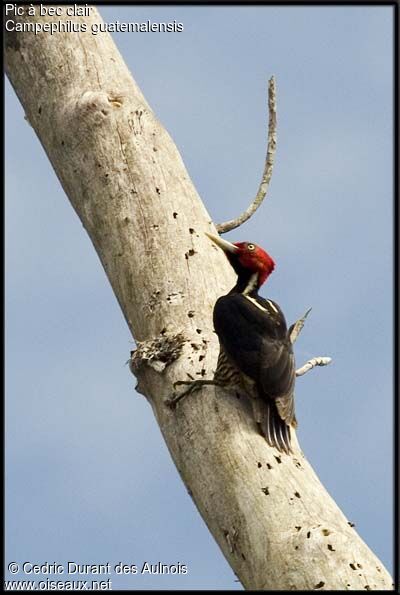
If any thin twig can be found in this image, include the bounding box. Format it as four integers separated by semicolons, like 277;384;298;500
216;76;277;234
289;308;312;344
295;357;332;377
290;309;332;375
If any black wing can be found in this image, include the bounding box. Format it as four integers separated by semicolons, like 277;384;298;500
213;293;296;431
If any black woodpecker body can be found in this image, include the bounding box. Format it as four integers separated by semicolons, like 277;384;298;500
207;232;296;454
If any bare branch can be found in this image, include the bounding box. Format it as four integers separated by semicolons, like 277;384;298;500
216;76;277;234
296;357;332;377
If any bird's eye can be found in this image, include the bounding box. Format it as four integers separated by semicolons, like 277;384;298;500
247;244;255;251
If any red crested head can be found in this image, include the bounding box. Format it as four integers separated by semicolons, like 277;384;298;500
206;232;275;289
232;241;275;287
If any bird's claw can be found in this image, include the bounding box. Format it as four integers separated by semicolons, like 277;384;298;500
167;379;210;409
165;395;178;409
173;380;195;389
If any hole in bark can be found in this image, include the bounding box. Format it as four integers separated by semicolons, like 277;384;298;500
187;311;195;318
348;521;355;527
38;106;42;114
322;528;331;536
294;545;299;550
364;586;371;590
153;147;157;152
307;531;311;538
349;563;356;570
196;329;202;334
189;228;195;234
173;212;178;219
294;491;301;498
327;544;335;551
155;187;161;195
261;487;269;495
266;463;272;469
241;553;246;561
295;526;301;531
274;456;282;464
199;355;204;362
313;582;325;590
357;563;363;569
257;462;262;468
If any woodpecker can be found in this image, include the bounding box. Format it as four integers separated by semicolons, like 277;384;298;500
206;232;296;454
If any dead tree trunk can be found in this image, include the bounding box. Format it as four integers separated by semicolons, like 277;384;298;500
5;7;393;590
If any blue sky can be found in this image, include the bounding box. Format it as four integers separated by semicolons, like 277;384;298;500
5;5;393;590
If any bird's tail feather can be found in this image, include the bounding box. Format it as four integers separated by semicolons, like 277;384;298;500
258;401;292;454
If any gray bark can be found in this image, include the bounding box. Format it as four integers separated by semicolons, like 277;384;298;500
5;7;393;591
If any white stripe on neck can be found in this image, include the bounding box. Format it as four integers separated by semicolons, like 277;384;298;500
243;273;258;296
267;300;279;313
243;295;279;316
244;295;267;312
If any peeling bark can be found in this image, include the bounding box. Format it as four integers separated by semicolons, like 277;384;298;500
5;7;393;591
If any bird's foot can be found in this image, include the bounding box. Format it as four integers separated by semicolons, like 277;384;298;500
166;379;221;408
